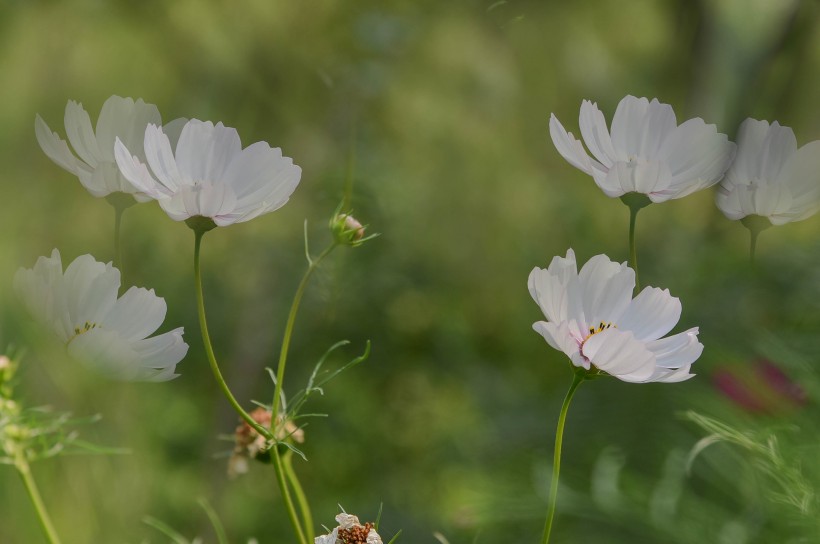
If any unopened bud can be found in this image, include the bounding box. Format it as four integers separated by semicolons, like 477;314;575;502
331;213;369;246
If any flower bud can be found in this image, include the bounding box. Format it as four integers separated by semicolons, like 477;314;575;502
331;213;368;246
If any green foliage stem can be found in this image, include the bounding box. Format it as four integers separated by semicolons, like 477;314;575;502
541;369;585;544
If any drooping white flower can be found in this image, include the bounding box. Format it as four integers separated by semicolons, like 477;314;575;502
549;95;736;203
14;250;188;382
35;96;164;201
114;119;302;227
529;249;702;383
716;118;820;225
314;513;383;544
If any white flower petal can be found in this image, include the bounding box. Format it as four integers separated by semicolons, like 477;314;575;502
144;124;183;192
104;287;167;341
64;100;104;168
659;118;735;198
577;255;634;326
604;160;673;200
62;255;120;327
35;114;81;175
579;100;617;167
549;113;597;175
95;96;161;161
176;120;242;182
130;327;187;381
114;137;167;198
335;514;360;529
646;327;703;369
618;287;681;342
610;96;676;160
581;328;656;381
533;321;586;369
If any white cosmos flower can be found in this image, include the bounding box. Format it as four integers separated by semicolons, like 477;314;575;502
35;96;164;201
716;118;820;225
314;513;383;544
14;250;188;382
529;249;702;383
550;95;736;203
113;119;302;227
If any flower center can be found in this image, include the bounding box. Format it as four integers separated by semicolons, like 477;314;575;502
338;522;373;544
586;321;615;339
68;321;98;344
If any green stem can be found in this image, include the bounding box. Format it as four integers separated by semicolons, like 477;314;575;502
541;371;584;544
192;230;272;440
14;451;62;544
269;243;336;423
113;205;124;273
749;226;759;266
284;451;315;541
193;230;308;544
628;205;640;291
267;242;335;544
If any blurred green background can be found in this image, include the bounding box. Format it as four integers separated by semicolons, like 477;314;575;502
1;0;819;542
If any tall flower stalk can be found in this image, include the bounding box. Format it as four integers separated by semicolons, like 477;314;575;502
13;449;62;544
542;369;585;544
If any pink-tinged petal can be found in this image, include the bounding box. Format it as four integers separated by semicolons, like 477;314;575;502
114;137;167;199
549;113;597;175
646;327;703;369
533;321;586;368
579;100;617;167
619;287;681;342
35;114;81;174
578;255;634;325
64;100;103;167
581;328;656;381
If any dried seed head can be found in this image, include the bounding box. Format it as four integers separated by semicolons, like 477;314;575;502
228;407;303;477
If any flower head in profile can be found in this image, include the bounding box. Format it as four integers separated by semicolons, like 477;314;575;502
35;96;164;202
114;119;301;228
14;250;188;382
716;118;820;226
550;95;736;203
315;513;382;544
528;249;702;383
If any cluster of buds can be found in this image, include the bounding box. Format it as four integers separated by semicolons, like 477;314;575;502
315;513;382;544
228;407;304;477
330;210;377;248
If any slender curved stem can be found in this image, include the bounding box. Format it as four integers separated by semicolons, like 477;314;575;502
15;451;62;544
284;451;315;541
541;371;584;544
749;227;760;266
270;243;337;421
113;205;124;273
628;205;641;291
193;230;272;439
266;242;336;544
